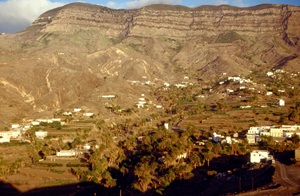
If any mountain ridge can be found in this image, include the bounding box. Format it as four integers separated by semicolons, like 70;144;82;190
25;3;300;40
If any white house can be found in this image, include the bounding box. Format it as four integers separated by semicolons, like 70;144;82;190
240;105;251;109
228;77;241;82
11;123;20;129
247;134;256;144
233;132;239;138
261;127;285;138
56;150;76;157
35;131;48;139
213;132;224;143
83;143;91;150
266;72;274;77
0;138;10;143
63;112;72;116
23;123;32;131
221;136;232;145
37;119;53;123
279;99;285;106
83;113;94;117
31;121;40;126
136;103;144;108
176;152;187;160
175;84;186;88
282;125;300;131
0;131;13;139
164;123;169;130
136;101;147;108
102;95;116;98
260;131;271;137
248;126;271;135
250;150;274;163
266;92;273;96
74;108;82;112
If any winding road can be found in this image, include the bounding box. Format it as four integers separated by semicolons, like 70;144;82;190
276;160;300;188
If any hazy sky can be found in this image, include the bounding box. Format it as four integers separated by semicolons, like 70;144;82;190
0;0;300;34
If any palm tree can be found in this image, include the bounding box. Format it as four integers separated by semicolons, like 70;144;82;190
203;151;213;167
190;154;201;168
231;142;240;155
213;143;222;156
0;159;10;178
16;158;25;169
134;162;156;192
11;161;20;174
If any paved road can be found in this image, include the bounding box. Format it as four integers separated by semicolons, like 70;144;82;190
276;160;300;188
171;118;183;131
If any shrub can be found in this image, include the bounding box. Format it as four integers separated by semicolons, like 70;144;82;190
49;169;65;174
207;170;217;176
216;31;242;43
66;163;89;167
37;163;63;167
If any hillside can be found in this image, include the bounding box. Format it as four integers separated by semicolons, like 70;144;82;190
0;2;299;127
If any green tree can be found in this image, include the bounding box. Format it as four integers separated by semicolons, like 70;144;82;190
133;162;157;192
217;99;228;113
291;133;300;145
289;109;299;122
0;158;10;177
203;151;213;167
279;115;287;124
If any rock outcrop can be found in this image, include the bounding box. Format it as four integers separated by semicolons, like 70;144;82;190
29;3;300;42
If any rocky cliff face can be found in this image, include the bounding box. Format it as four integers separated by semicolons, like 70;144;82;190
30;3;300;42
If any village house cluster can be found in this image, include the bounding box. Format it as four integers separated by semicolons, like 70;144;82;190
135;94;162;109
0;118;62;143
246;125;300;144
212;132;239;145
221;70;297;97
239;99;285;109
266;70;299;79
220;76;262;95
209;124;300;164
163;76;194;89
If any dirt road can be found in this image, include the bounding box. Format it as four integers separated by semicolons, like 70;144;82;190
276;160;300;188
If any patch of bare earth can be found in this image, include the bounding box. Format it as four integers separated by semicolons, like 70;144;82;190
6;166;77;193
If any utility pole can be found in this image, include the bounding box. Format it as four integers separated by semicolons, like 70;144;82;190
239;178;242;193
252;172;254;191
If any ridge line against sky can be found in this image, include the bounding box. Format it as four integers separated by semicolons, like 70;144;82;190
0;0;300;34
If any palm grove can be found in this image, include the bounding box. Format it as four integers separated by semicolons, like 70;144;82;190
1;78;300;194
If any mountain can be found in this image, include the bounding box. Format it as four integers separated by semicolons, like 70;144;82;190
0;2;299;127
